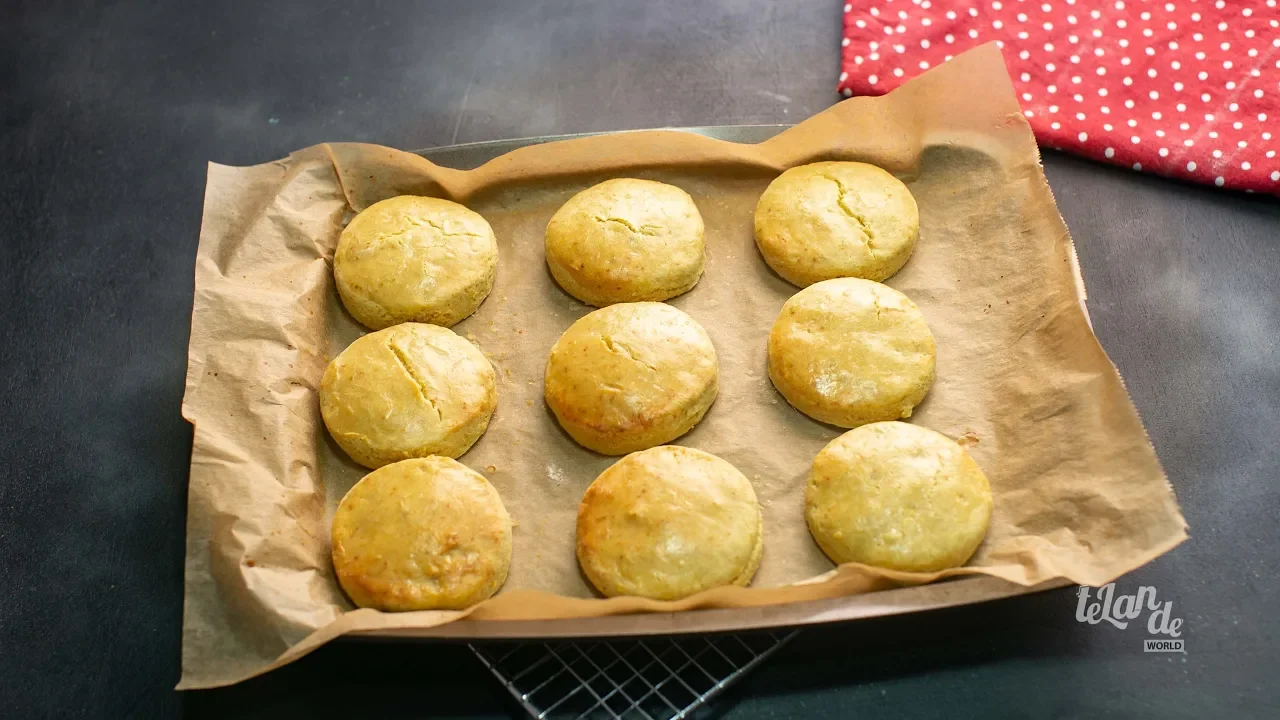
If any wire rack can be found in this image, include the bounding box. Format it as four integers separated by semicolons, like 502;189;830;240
470;631;797;720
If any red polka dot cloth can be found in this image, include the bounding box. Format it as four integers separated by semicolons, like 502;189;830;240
838;0;1280;194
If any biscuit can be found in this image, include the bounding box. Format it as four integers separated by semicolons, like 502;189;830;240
754;161;918;287
331;457;512;610
805;422;992;572
320;323;497;469
544;303;717;455
768;278;935;428
545;179;705;306
576;446;762;600
334;195;498;330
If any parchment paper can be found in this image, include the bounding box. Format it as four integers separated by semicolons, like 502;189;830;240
179;45;1186;689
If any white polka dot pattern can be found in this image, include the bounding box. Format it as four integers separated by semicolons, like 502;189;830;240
839;0;1279;193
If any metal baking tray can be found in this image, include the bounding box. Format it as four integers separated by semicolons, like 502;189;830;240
350;125;1071;643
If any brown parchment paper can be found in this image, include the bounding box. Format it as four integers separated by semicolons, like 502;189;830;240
179;45;1186;690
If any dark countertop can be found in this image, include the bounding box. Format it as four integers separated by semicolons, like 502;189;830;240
2;1;1276;717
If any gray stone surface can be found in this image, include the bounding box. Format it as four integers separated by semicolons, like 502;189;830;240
1;0;1276;716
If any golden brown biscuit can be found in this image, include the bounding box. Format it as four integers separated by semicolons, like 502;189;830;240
754;161;919;287
332;457;512;610
544;303;717;455
768;278;935;428
334;195;498;330
321;323;497;469
805;422;992;572
576;446;762;600
545;179;705;306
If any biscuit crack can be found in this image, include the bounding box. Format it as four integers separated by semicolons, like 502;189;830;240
593;215;661;236
871;294;886;321
386;342;443;422
822;175;877;253
401;215;484;239
422;217;485;238
600;335;660;373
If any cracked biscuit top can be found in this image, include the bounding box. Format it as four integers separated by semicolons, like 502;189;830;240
754;161;918;287
544;302;717;455
334;195;498;330
545;179;705;307
768;279;935;428
320;323;497;469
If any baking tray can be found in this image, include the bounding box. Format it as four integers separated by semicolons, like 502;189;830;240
350;125;1073;641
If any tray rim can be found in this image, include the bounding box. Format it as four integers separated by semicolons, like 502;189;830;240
350;125;1077;640
412;124;793;165
354;577;1071;640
